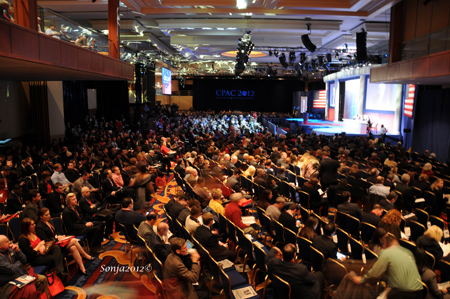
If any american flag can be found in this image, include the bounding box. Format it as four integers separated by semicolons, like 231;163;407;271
313;90;326;109
404;84;415;118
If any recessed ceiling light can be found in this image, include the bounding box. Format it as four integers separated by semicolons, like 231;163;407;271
227;27;237;30
202;27;212;30
217;28;224;30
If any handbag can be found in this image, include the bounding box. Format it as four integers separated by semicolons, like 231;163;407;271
43;241;56;255
45;271;65;297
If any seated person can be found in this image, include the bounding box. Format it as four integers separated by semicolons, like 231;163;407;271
6;184;25;214
0;235;50;298
185;205;203;234
150;222;172;263
193;177;212;208
62;193;105;253
39;171;53;199
301;178;329;217
193;213;237;261
265;244;324;299
265;197;286;221
18;218;67;281
23;189;44;221
368;176;389;199
279;203;299;233
163;237;205;299
36;208;94;276
138;212;157;245
115;197;146;227
362;204;383;227
298;217;319;241
367;227;387;255
208;188;225;216
379;191;397;211
225;193;258;239
416;225;444;267
46;182;66;217
167;194;190;220
337;191;362;220
312;223;338;260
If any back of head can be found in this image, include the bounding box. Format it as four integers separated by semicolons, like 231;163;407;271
202;212;214;225
323;223;335;236
229;193;243;202
146;212;157;221
282;243;296;261
387;191;398;201
424;225;443;242
169;237;185;253
342;191;351;202
401;173;410;184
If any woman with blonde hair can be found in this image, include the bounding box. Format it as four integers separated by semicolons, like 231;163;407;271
243;165;256;178
417;225;444;268
208;188;225;216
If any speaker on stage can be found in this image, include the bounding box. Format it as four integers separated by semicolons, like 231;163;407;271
356;31;367;62
301;35;316;53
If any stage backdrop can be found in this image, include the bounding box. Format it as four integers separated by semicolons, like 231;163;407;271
193;78;304;112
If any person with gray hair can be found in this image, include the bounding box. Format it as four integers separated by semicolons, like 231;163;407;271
150;222;172;263
225;193;258;239
265;197;285;221
395;173;415;212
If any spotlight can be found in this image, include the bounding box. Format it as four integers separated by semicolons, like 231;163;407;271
279;53;289;68
318;56;324;66
269;50;273;56
289;51;296;63
299;53;306;65
274;50;279;57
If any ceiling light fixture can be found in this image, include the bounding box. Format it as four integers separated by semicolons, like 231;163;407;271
236;0;248;9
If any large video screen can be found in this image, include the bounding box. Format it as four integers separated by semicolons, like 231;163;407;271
162;67;172;95
365;78;399;111
343;78;360;119
329;82;336;107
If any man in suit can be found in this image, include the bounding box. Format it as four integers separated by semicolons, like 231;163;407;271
254;168;268;187
163;237;204;299
265;245;324;299
102;169;122;204
39;157;54;175
150;222;172;263
312;223;338;260
279;203;299;233
362;204;383;227
22;189;43;221
64;161;81;183
167;194;189;220
193;177;212;208
78;187;114;240
46;182;66;217
379;191;397;211
193;213;237;261
395;174;415;212
138;212;157;245
62;193;105;253
6;184;25;214
337;191;362;220
115;197;146;227
276;166;288;182
366;168;378;184
318;146;340;190
120;162;132;186
226;169;242;193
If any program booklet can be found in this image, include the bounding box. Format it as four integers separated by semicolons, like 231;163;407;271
9;275;36;288
232;286;257;299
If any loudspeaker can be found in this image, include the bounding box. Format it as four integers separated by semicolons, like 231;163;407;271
326;53;332;63
356;31;367;62
301;35;316;53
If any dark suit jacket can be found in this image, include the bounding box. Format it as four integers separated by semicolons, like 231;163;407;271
78;196;101;219
168;202;186;220
318;158;340;185
361;212;381;227
40;164;53;175
312;235;337;260
337;201;362;220
115;209;146;227
6;192;25;214
62;206;88;235
226;176;241;193
102;179;120;198
35;220;57;242
254;176;267;187
265;248;321;299
395;183;415;211
39;180;53;199
65;169;80;183
367;176;378;184
151;232;171;263
278;211;298;233
193;225;231;260
379;198;394;211
46;192;65;216
23;201;43;221
177;208;190;224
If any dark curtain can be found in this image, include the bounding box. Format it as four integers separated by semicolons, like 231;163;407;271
29;81;50;147
96;81;129;122
411;88;450;163
63;81;88;127
193;78;305;112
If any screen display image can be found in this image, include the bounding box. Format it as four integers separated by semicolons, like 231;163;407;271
162;67;172;95
329;82;336;107
343;78;360;119
365;79;399;111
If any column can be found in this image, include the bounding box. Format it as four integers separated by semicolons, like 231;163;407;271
358;75;366;116
108;0;120;59
47;81;65;139
13;0;38;31
324;82;329;119
389;1;403;64
334;79;340;122
392;84;402;135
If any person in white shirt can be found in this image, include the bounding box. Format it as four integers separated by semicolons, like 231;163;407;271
50;163;72;190
45;24;60;39
368;176;390;199
185;205;203;233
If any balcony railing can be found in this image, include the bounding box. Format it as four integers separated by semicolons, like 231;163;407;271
402;27;450;60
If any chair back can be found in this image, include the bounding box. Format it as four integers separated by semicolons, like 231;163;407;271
297;236;312;264
346;214;361;238
423;191;436;208
429;216;445;231
192;236;211;271
51;217;64;235
281;181;291;199
272;274;291;299
254;245;268;273
147;244;163;276
236;226;255;261
326;259;347;287
439;259;450;282
412;187;422;198
284;227;297;246
349;236;363;260
0;224;7;236
336;228;349;254
7;217;20;242
410;221;425;243
287;171;296;184
298;191;310;209
174;219;184;238
256;206;265;225
261;213;273;237
182;224;192;242
272;220;285;245
226;218;237;243
310;246;324;272
164;208;175;234
361;222;376;244
299;205;309;223
415;209;429;228
118;222;137;244
336;211;349;232
399;239;417;254
218;213;228;236
425;250;436;270
297;176;307;188
133;225;145;247
364;247;378;260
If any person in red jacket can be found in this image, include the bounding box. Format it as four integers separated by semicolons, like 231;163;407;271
224;193;258;239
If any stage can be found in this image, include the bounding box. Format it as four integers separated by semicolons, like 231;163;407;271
285;118;400;139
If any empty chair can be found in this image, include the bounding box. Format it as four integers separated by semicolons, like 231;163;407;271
284;227;297;246
325;258;348;295
429;216;444;231
298;191;310;209
272;220;285;246
361;222;376;244
299;205;310;223
310;246;325;272
272;274;291;299
415;209;429;228
336;228;349;255
410;221;426;243
346;214;361;238
439;259;450;282
412;187;422;199
336;211;349;232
